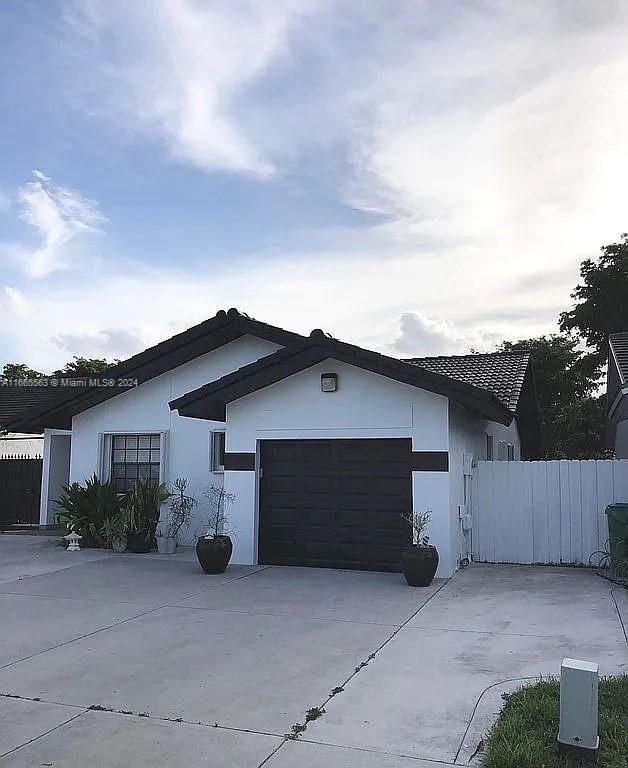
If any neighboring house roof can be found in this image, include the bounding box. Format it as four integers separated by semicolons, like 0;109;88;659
4;309;305;433
404;350;531;413
0;386;71;434
609;332;628;384
607;332;628;449
170;329;517;426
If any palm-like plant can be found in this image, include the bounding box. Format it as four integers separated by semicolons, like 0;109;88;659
123;477;170;540
55;474;120;547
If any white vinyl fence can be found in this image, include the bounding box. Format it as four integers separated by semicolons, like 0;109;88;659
472;459;628;565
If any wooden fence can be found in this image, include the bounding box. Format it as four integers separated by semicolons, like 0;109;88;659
472;459;628;565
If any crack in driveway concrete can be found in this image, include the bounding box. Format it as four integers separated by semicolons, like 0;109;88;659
256;579;451;767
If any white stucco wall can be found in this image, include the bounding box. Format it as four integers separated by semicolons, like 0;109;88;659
224;359;455;576
448;402;521;567
39;429;71;525
68;335;281;539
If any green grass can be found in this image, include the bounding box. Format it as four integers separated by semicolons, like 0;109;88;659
482;676;628;768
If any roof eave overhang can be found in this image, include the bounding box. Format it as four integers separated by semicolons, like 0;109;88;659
170;343;514;426
5;312;303;433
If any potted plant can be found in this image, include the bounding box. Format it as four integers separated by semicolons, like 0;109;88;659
400;510;439;587
123;477;170;554
100;513;128;553
196;484;235;574
156;478;197;554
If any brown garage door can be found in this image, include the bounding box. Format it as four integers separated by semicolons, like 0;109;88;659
259;439;412;572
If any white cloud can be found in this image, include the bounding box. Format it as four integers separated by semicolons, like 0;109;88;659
6;171;105;278
342;5;628;255
68;0;323;175
0;246;553;372
0;286;29;318
392;313;502;357
52;327;145;360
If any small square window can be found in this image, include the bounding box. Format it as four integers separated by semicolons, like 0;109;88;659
211;431;225;472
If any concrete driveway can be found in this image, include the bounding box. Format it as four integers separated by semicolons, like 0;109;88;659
0;535;626;767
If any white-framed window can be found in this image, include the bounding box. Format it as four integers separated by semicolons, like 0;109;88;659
485;433;494;461
111;433;161;493
507;444;515;461
98;431;167;491
210;431;225;473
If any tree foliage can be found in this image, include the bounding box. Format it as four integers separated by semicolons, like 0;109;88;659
2;362;44;379
53;356;113;377
2;357;115;379
498;336;607;459
559;233;628;364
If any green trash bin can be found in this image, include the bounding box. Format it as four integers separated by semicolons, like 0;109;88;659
605;503;628;577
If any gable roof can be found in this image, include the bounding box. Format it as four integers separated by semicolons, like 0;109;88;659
170;330;517;425
404;350;531;413
0;386;71;434
4;309;304;433
609;332;628;385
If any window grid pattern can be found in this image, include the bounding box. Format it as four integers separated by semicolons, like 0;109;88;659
112;434;160;493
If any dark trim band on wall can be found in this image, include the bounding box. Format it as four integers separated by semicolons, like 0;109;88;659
223;452;256;471
410;451;449;472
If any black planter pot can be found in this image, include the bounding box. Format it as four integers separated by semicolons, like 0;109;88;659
401;545;439;587
126;529;151;554
196;535;233;574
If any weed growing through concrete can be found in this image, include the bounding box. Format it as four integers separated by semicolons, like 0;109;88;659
305;706;325;722
287;705;327;739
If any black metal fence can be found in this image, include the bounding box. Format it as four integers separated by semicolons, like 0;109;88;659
0;456;42;527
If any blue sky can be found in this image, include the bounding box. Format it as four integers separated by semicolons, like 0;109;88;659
1;0;627;371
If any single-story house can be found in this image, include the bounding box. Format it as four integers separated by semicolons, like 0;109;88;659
607;332;628;458
7;309;538;577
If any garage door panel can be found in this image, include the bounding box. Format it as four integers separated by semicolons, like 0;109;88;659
259;439;412;572
337;475;369;494
263;505;300;526
374;476;409;496
267;475;300;493
302;475;334;494
301;507;334;526
301;441;335;462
